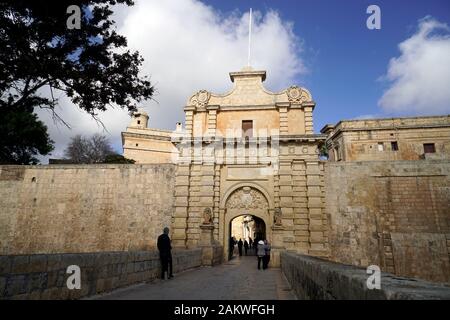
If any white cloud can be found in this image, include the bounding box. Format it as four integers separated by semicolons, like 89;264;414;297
36;0;306;162
378;17;450;115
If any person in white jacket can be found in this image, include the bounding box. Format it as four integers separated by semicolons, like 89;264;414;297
256;240;265;270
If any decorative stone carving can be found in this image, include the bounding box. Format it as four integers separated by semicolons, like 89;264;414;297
190;90;211;108
287;85;312;103
286;86;303;103
202;207;213;224
226;187;268;210
274;207;282;226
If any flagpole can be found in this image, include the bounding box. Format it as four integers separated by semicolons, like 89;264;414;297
247;8;252;67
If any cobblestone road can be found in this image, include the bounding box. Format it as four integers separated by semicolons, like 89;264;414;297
90;255;296;300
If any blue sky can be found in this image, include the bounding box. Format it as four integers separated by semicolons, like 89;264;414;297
202;0;450;130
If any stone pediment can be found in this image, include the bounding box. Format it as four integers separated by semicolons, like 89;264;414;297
186;67;313;109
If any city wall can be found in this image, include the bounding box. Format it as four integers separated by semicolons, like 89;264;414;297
324;160;450;283
0;160;449;289
0;164;176;255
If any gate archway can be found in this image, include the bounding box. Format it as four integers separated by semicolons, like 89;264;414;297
219;184;273;260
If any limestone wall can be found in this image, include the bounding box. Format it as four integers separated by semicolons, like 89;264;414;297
0;249;201;300
0;164;176;255
324;160;450;283
281;252;450;300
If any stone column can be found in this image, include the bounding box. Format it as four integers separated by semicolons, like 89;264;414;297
199;221;223;266
271;208;284;267
277;104;289;135
306;161;328;257
213;164;221;241
304;105;314;134
172;164;190;247
279;159;295;250
292;160;309;253
206;105;219;137
184;107;195;136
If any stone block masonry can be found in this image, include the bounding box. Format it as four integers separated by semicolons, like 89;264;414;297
0;249;202;300
281;251;450;300
0;164;176;255
324;160;450;283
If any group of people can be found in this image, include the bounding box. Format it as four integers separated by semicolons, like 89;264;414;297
158;228;273;280
230;236;272;270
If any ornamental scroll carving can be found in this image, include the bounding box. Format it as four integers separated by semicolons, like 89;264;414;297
190;90;210;108
286;85;311;103
225;187;268;210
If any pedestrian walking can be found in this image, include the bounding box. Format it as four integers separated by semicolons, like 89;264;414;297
229;236;235;260
157;227;173;280
238;239;243;256
263;240;271;269
244;240;249;255
257;240;265;270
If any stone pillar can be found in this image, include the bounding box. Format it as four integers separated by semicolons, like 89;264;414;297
206;106;219;137
219;208;228;261
199;224;214;265
292;160;309;253
172;164;190;247
306;161;328;257
199;224;223;266
271;207;284;267
279;159;295;250
304;105;314;134
186;165;201;247
184;107;195;136
213;164;221;241
278;106;289;135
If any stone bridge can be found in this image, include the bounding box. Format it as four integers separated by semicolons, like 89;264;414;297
1;249;449;300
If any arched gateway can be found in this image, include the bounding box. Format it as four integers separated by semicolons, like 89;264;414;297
220;185;272;260
166;67;329;266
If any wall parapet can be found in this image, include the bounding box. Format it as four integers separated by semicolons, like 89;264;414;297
281;251;450;300
0;249;202;300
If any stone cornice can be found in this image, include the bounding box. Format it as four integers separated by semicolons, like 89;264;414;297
122;131;172;142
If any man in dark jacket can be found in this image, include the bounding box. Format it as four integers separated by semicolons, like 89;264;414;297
243;240;249;255
157;227;173;280
237;239;243;256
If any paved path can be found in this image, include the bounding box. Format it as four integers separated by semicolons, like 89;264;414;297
90;255;296;300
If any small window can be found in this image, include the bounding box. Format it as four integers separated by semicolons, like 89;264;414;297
424;143;436;153
391;141;399;151
242;120;253;139
137;120;141;125
377;142;384;152
136;143;139;147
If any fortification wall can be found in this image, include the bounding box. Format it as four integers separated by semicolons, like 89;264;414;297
324;160;450;283
0;164;176;255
